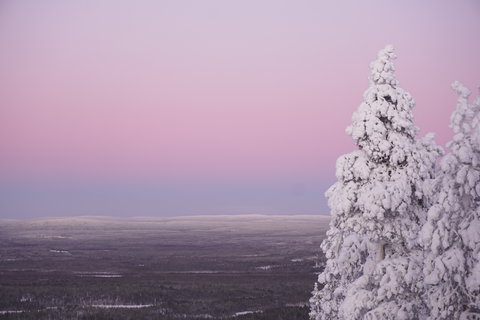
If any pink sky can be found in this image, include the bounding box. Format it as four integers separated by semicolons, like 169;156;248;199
1;1;479;217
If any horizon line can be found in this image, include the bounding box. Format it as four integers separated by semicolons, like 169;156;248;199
0;213;331;222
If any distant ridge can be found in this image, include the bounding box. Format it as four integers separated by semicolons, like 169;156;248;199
0;214;331;222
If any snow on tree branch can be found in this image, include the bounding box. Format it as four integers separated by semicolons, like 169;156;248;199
310;45;442;320
421;81;480;319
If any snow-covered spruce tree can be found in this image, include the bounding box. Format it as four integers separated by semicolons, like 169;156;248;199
421;81;480;319
309;45;442;320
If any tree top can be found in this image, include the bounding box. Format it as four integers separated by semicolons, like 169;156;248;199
452;80;471;98
369;45;399;87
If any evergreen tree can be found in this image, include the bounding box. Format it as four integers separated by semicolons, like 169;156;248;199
421;81;480;319
309;45;441;320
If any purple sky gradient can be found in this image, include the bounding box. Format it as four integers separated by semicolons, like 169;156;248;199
1;1;479;218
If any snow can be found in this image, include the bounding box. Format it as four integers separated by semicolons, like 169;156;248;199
421;81;480;319
49;249;71;254
255;265;278;271
75;272;123;278
91;304;153;309
0;311;24;315
310;45;443;320
175;270;220;274
234;310;261;316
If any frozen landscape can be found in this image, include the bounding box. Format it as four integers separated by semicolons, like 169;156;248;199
0;215;330;319
1;2;479;320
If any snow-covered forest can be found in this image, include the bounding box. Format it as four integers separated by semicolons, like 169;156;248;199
310;46;480;320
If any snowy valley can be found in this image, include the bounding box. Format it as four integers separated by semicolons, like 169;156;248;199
0;215;329;320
